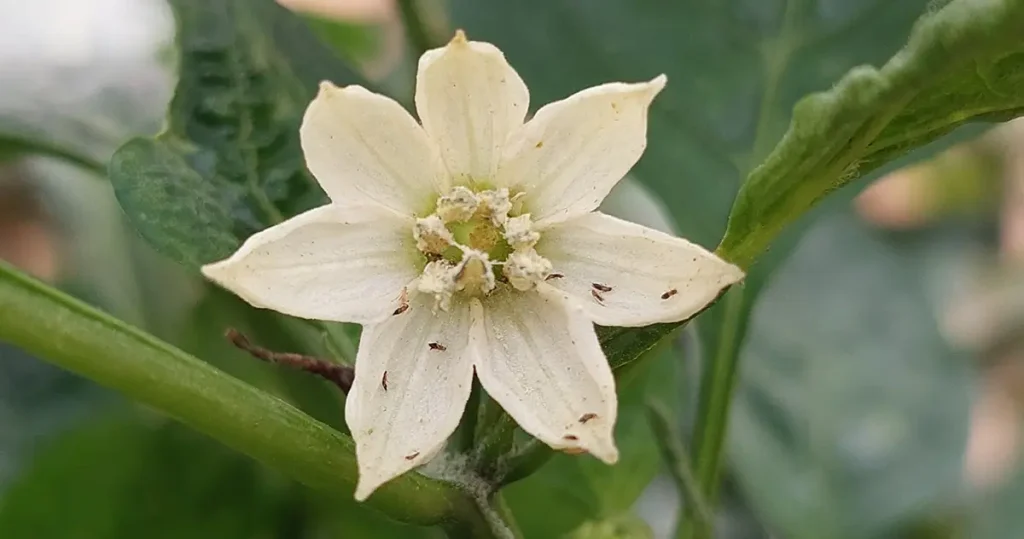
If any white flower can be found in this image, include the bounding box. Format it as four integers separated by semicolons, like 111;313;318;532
201;31;744;501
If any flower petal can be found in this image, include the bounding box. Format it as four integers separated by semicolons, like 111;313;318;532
345;296;476;501
471;287;618;463
537;212;744;327
415;31;529;184
301;82;445;215
202;204;419;324
497;75;666;224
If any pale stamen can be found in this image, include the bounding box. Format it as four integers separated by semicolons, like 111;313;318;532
412;186;553;308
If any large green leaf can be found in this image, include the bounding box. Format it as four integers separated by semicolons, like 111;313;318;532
443;0;962;386
729;212;973;539
0;416;441;539
109;0;368;269
720;0;1024;267
0;419;291;539
449;0;939;249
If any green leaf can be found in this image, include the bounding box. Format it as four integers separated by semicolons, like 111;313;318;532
450;0;939;250
0;419;291;539
719;0;1024;267
504;344;683;537
310;493;447;539
728;212;972;539
444;0;956;425
566;514;655;539
0;416;444;539
109;0;369;269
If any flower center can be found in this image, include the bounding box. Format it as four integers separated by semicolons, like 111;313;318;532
445;219;511;262
412;186;552;311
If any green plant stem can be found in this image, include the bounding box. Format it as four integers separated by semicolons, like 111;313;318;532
0;260;511;537
646;400;713;538
0;136;106;175
396;0;441;57
679;287;748;539
445;492;522;539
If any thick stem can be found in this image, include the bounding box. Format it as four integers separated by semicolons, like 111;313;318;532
0;261;507;535
444;492;523;539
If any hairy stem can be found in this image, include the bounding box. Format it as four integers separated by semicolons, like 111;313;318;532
0;261;511;536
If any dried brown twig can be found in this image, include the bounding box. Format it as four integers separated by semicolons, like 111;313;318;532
225;328;354;393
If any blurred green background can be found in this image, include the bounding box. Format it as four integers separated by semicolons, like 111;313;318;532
1;0;1023;538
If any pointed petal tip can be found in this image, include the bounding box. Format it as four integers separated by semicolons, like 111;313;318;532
315;81;374;101
729;262;747;282
716;256;747;284
352;462;396;502
587;435;620;464
558;434;619;464
353;478;376;502
199;258;230;283
642;74;667;100
451;29;468;44
316;80;339;96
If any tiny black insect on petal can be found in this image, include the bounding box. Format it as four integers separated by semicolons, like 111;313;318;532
661;288;678;300
546;273;564;281
578;413;597;424
591;289;605;303
381;371;389;391
592;283;612;292
428;342;447;351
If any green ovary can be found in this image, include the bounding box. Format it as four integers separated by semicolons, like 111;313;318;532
445;220;513;262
